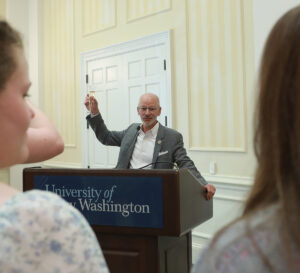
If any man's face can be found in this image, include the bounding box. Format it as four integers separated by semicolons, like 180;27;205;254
137;94;161;131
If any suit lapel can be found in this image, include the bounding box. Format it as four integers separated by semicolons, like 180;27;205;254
152;124;164;165
127;125;141;164
119;124;141;168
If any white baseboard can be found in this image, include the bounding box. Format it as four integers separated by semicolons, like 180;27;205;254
191;174;253;263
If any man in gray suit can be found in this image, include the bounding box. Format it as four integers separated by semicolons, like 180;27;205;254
85;93;215;200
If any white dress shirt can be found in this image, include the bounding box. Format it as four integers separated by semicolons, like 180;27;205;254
129;122;159;169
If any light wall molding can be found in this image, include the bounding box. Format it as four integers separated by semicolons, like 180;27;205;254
43;162;83;169
189;146;246;153
126;0;171;22
186;0;249;152
0;0;6;17
42;0;77;148
81;30;170;61
204;173;253;186
205;173;252;202
191;232;212;263
191;172;253;262
82;0;116;37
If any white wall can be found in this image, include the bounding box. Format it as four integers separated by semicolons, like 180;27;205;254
6;0;40;190
6;0;39;104
193;0;300;260
253;0;300;71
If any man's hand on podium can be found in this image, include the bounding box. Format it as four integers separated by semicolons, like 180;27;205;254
204;184;216;200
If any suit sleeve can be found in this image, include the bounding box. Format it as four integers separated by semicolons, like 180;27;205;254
173;133;207;185
87;113;125;146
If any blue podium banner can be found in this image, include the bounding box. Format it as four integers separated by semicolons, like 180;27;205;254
34;175;163;228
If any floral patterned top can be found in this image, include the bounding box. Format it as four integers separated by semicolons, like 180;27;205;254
191;204;300;273
0;190;109;273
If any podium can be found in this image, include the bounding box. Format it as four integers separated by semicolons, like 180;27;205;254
23;167;212;273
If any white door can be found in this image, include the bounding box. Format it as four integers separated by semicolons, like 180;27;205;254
81;31;172;168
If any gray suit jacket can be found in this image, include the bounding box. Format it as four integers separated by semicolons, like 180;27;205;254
87;114;207;185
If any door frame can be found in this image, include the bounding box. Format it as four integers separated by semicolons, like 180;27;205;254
80;30;172;168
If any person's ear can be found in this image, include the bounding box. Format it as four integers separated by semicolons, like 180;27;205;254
158;107;162;116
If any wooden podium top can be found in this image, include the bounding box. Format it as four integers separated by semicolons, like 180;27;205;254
23;167;212;236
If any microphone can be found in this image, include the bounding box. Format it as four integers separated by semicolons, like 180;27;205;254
138;161;178;170
138;159;195;170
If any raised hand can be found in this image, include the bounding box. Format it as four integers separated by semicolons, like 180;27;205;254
84;94;100;115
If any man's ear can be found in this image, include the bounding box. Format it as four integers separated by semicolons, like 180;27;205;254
158;107;162;116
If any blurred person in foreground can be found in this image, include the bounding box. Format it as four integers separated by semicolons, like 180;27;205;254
0;20;109;272
192;5;300;273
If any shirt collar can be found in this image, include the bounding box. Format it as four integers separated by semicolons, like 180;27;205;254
150;122;159;137
140;122;159;137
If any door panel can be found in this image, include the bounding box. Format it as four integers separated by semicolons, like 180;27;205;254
82;32;171;168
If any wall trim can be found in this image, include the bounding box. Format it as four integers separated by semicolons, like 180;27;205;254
204;173;253;186
214;194;246;202
42;162;83;169
203;174;253;202
81;30;171;61
191;232;212;263
192;231;212;240
189;146;246;153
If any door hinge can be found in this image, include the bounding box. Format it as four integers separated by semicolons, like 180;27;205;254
86;74;89;83
163;59;166;70
165;116;168;127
